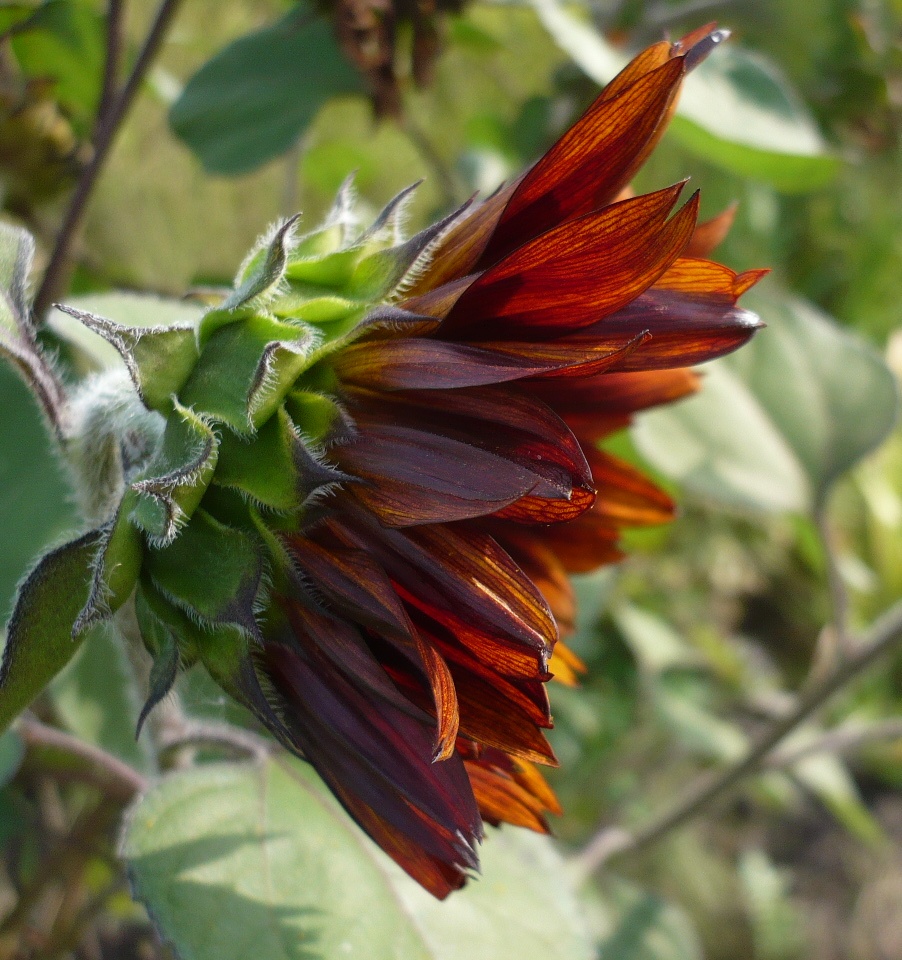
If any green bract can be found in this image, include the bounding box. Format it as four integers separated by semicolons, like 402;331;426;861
0;184;440;734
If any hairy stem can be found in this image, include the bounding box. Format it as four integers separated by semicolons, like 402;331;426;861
33;0;184;320
572;597;902;880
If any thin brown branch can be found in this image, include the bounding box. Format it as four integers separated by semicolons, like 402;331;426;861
17;716;148;802
96;0;127;132
572;597;902;880
767;717;902;768
33;0;184;320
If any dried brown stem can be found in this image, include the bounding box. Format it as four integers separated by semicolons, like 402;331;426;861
572;597;902;880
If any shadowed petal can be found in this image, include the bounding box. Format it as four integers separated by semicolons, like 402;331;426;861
586;447;675;526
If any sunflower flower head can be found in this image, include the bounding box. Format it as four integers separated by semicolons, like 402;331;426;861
24;25;764;898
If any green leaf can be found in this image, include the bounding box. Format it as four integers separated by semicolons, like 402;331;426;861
633;285;898;514
0;730;24;788
0;363;75;613
50;621;154;773
632;362;809;515
728;288;899;509
169;9;365;175
11;0;105;123
670;47;841;192
529;0;838;192
589;878;703;960
0;3;42;35
48;292;204;376
0;529;103;735
123;759;594;960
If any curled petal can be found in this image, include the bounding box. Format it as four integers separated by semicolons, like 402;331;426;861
586;447;675;526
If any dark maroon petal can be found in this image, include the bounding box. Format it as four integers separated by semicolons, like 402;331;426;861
338;793;469;899
349;385;593;492
262;639;481;863
334;338;578;390
442;186;699;339
287;532;412;639
334;423;564;526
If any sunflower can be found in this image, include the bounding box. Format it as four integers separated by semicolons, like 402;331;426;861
7;24;764;899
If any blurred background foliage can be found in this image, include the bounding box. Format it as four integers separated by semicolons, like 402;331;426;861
1;0;902;958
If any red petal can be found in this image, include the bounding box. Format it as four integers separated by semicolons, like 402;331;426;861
494;529;576;635
337;513;558;662
443;185;699;338
482;62;685;262
540;508;625;573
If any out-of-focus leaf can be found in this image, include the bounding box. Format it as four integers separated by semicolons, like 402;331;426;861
50;621;154;774
11;0;105;123
634;284;898;514
123;759;594;960
0;729;23;787
48;292;203;374
0;529;102;735
671;47;840;192
586;877;704;960
790;752;882;844
613;605;700;674
170;9;365;175
654;678;747;763
0;362;75;615
529;0;838;191
728;288;899;510
0;3;42;35
632;362;809;515
738;849;809;960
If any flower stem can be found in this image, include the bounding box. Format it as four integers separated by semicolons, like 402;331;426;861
571;597;902;881
32;0;184;320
